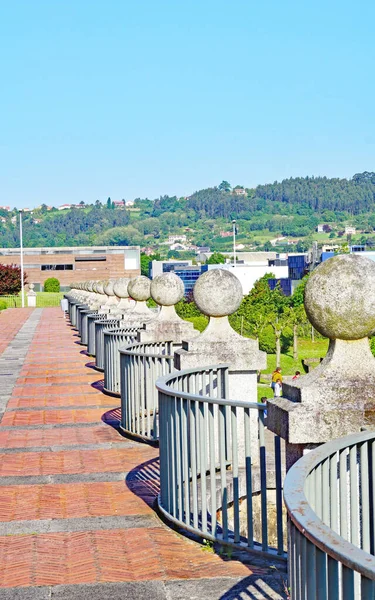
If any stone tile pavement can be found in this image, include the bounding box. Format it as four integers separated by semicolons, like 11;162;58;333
0;307;287;599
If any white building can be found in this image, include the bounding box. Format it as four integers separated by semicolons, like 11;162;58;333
168;234;187;244
208;263;289;295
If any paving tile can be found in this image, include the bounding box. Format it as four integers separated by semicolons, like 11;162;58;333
0;307;282;597
0;408;111;427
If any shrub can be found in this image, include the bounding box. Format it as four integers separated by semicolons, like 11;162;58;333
44;277;60;292
258;324;276;354
0;300;7;311
184;316;209;332
0;264;27;294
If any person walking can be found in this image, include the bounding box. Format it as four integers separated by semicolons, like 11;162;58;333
271;367;282;391
274;380;282;397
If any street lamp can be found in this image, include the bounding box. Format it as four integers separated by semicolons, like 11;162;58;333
232;219;237;266
19;210;24;308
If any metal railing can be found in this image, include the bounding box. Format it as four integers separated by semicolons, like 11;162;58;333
87;312;108;355
103;327;140;395
94;318;122;370
284;430;375;599
120;341;179;441
76;304;89;336
156;365;285;558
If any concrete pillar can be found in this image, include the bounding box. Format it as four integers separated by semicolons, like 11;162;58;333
267;254;375;470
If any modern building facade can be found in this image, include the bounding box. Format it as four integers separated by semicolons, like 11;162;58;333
0;246;140;290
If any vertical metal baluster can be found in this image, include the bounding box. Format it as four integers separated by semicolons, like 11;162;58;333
361;576;375;600
219;403;228;541
190;395;198;529
342;566;354;600
327;556;339;600
182;396;189;525
244;407;253;548
315;547;327;600
330;452;338;533
306;539;316;600
315;464;322;520
209;402;217;535
259;409;268;552
350;444;359;547
322;458;329;526
361;442;370;553
200;400;208;534
274;435;284;555
339;449;348;541
231;405;240;544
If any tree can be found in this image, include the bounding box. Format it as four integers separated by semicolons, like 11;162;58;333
0;264;28;295
218;180;231;192
140;252;161;277
207;252;226;264
106;197;112;209
44;277;60;292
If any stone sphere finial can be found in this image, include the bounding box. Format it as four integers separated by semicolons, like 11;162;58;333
304;254;375;340
193;269;243;317
113;277;130;299
151;273;184;306
103;279;115;296
95;281;106;295
128;276;151;302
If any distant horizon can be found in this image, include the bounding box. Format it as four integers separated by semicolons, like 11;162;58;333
3;168;371;210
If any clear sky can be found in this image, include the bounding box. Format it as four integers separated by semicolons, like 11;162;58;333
0;0;374;208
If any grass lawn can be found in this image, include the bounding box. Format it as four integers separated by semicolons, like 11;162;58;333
260;338;329;378
0;292;64;308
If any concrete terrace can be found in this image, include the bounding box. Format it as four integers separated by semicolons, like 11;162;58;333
0;307;286;599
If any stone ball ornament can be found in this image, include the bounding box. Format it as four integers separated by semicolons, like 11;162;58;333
103;279;115;296
193;269;243;317
113;278;130;299
128;276;151;302
304;254;375;340
151;273;184;306
95;281;106;295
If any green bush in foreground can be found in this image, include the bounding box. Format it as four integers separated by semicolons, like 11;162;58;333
0;300;7;311
44;277;60;292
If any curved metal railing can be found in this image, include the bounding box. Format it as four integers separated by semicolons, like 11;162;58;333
120;341;179;441
156;365;285;558
103;327;140;395
94;318;122;371
87;312;108;356
284;430;375;599
70;300;86;328
76;305;90;337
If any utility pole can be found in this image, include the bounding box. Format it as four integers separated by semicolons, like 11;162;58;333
19;210;24;308
232;219;236;266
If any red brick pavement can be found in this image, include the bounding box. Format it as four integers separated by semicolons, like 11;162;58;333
0;308;34;355
0;307;265;591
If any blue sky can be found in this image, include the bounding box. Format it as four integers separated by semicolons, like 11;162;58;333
0;0;374;208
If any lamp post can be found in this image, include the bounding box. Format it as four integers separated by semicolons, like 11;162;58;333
232;219;236;266
19;210;24;308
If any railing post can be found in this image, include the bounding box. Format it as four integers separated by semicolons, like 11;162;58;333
267;254;375;470
174;269;266;463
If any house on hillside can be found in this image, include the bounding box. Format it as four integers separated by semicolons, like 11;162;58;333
345;226;356;235
233;187;246;196
168;234;187;244
0;206;11;211
58;204;72;210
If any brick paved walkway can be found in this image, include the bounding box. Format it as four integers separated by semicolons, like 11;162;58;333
0;308;286;599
